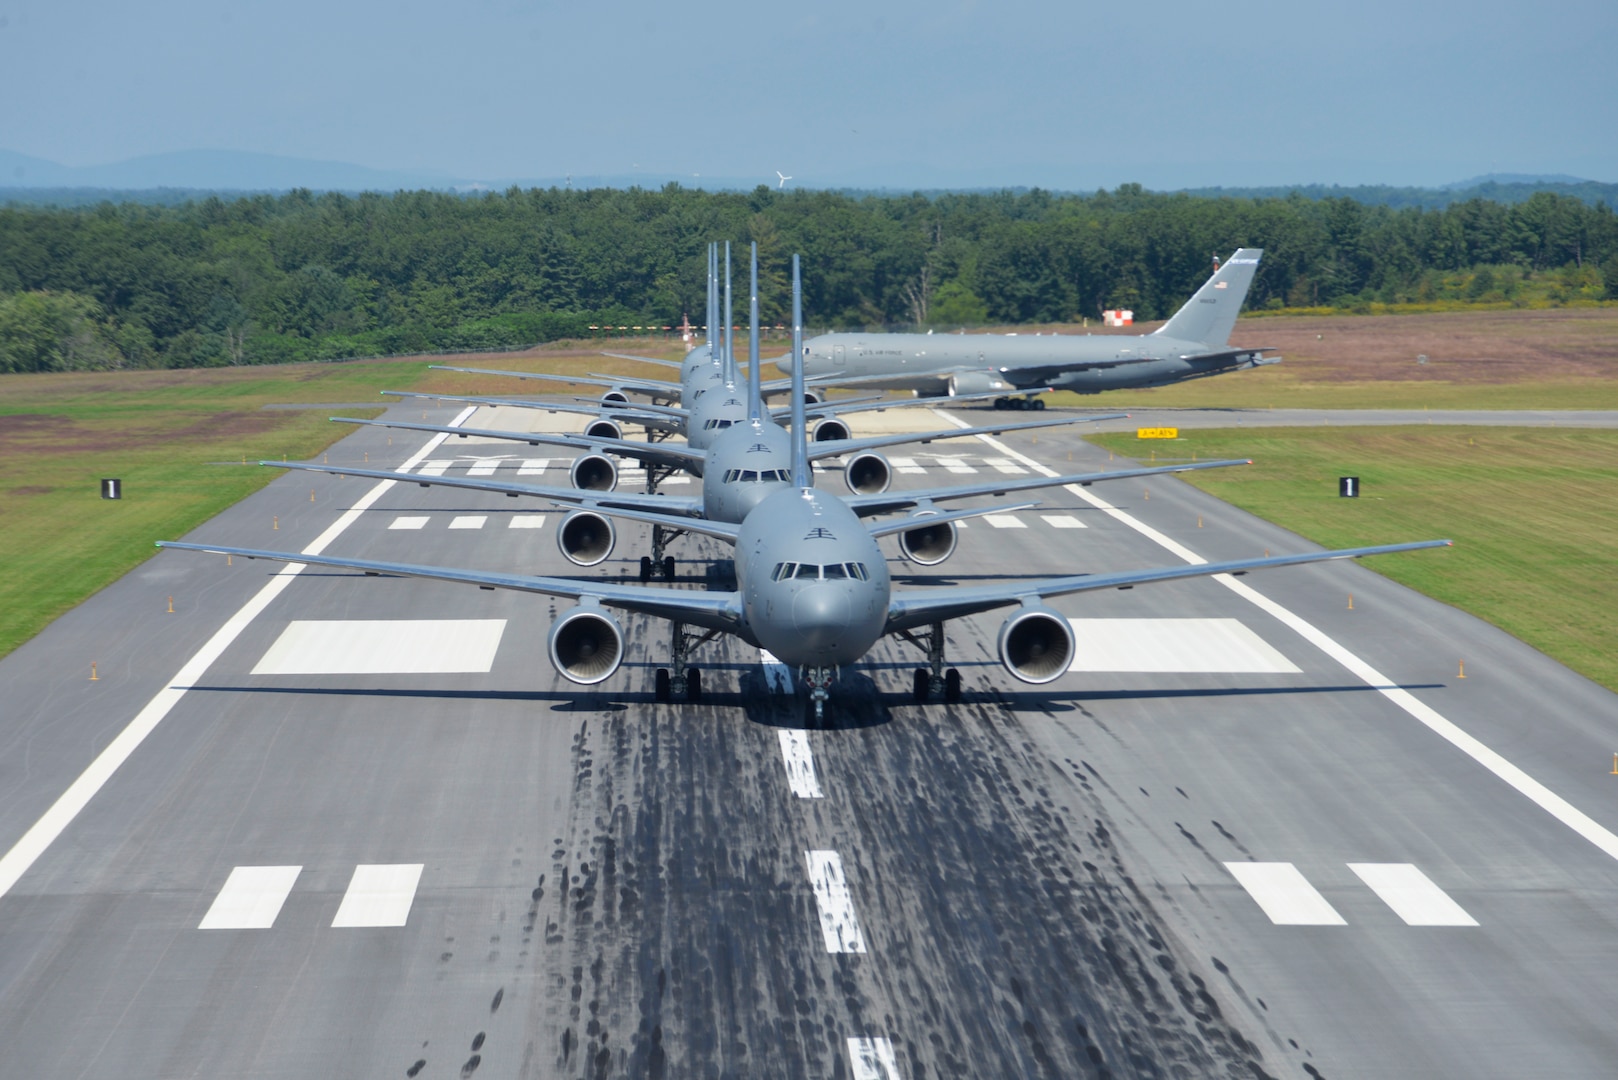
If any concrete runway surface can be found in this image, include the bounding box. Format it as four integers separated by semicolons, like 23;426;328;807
1;401;1616;1079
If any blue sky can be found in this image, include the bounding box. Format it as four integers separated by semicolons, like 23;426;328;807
1;0;1613;188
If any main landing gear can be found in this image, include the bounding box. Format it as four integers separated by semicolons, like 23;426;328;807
992;396;1046;411
899;621;962;704
653;620;720;704
639;522;682;582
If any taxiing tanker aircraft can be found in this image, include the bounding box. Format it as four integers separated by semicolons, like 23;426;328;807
159;253;1449;720
789;248;1279;408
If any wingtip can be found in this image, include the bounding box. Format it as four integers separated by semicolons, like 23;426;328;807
1246;459;1254;465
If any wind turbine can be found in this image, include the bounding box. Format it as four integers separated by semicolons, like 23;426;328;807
776;170;792;189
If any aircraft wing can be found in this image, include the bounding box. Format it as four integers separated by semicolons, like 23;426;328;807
156;542;742;633
540;502;742;544
1167;346;1278;364
600;352;685;370
843;459;1250;517
865;501;1040;538
885;540;1452;634
430;364;677;394
329;417;708;473
384;390;687;425
805;414;1123;463
269;461;706;516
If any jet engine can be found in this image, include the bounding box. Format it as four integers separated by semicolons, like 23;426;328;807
896;509;956;566
997;604;1075;684
547;603;625;685
584;418;622;440
812;417;851;442
949;371;1011;396
803;389;825;405
600;390;630;406
569;453;618;491
556;509;616;566
843;451;892;495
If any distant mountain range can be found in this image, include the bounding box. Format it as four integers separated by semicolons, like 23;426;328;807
2;149;1614;209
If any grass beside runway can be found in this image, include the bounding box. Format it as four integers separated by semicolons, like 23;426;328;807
1087;426;1618;693
0;364;413;660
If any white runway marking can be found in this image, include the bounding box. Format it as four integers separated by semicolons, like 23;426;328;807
936;457;976;474
940;410;1618;866
448;515;487;530
984;514;1026;529
508;515;546;529
518;458;550;475
985;457;1028;474
1066;618;1300;673
252;619;506;675
1225;862;1346;925
760;648;793;693
417;460;452;476
388;516;429;530
331;863;424;927
663;476;692;485
889;456;926;475
778;731;824;799
1349;863;1478;926
1042;514;1086;529
466;458;504;476
0;408;477;904
848;1038;901;1080
198;865;302;929
806;850;866;953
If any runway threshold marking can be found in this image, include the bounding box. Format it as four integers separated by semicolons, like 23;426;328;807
508;515;546;529
1224;862;1347;925
331;863;425;927
778;731;824;799
984;515;1027;529
466;458;505;476
198;865;302;929
0;407;478;904
938;411;1618;867
389;516;430;530
1348;863;1478;926
1042;514;1086;529
517;458;550;475
417;460;452;476
806;850;867;953
848;1037;901;1079
448;515;487;530
251;619;506;675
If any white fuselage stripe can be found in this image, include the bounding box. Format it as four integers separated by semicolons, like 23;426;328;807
935;410;1618;865
0;408;478;902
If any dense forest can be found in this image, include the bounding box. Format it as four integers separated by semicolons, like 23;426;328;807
1;184;1615;373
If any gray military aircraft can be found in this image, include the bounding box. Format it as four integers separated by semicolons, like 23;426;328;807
790;248;1279;409
281;245;1242;583
159;253;1449;720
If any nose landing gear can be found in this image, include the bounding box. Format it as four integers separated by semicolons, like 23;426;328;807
802;665;837;723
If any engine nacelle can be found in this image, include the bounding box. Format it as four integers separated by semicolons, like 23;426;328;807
949;371;1011;396
547;603;625;685
600;390;630;406
584;418;622;440
557;509;616;566
803;389;825;405
897;509;957;566
997;605;1076;684
813;417;851;443
844;451;892;495
570;453;618;491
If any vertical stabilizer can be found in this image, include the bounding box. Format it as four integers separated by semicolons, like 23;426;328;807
790;254;810;489
748;242;762;423
705;243;715;353
1152;248;1263;346
723;242;734;384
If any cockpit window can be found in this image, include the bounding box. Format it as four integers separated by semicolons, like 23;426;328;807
772;562;795;581
821;563;848;580
794;563;819;579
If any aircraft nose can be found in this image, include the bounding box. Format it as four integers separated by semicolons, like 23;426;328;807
792;585;851;651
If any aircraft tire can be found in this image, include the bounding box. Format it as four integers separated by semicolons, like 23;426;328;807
1032;398;1046;411
686;667;701;702
663;556;677;580
654;668;671;703
639;556;652;582
993;398;1008;411
944;668;962;703
912;669;929;702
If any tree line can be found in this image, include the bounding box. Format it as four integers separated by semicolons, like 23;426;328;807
1;184;1614;373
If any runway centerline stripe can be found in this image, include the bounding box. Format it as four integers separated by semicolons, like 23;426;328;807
848;1037;902;1079
1224;862;1347;925
331;863;425;927
778;731;824;799
937;410;1618;866
806;850;867;953
198;865;302;930
1348;863;1478;926
0;407;478;904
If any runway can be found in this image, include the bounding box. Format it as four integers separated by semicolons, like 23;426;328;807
2;400;1617;1078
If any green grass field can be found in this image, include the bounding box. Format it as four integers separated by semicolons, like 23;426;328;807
1087;427;1618;693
